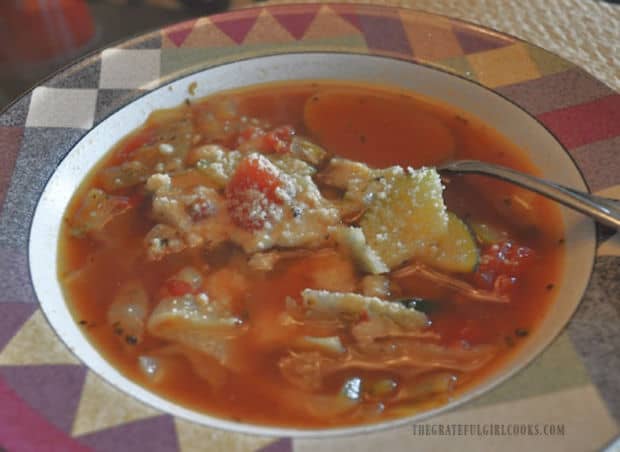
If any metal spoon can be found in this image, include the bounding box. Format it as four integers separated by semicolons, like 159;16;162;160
438;160;620;230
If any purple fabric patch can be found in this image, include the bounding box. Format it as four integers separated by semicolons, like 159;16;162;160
497;67;614;115
0;303;37;350
453;25;511;54
45;57;101;90
0;93;31;128
358;13;412;55
0;127;23;208
0;247;36;304
0;127;24;210
0;364;87;433
257;438;293;452
571;135;620;192
76;415;179;452
0;127;85;251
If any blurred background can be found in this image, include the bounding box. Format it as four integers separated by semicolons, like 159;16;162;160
0;0;617;110
0;0;245;109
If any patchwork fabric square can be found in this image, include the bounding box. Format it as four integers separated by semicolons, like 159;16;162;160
100;48;162;89
26;88;97;129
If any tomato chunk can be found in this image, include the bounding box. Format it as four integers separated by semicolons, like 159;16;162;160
264;125;295;154
238;125;295;154
473;240;535;294
226;154;283;230
239;125;266;142
165;279;194;296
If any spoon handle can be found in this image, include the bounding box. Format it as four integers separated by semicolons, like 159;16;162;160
439;160;620;230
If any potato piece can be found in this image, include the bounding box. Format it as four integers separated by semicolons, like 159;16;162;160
361;166;448;269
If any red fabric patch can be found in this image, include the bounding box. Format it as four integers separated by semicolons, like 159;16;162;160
330;4;362;30
165;19;198;47
272;8;320;40
0;376;89;452
211;15;259;44
537;94;620;149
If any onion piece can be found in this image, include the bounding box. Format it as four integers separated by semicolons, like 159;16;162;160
351;316;440;346
138;355;160;379
392;372;457;403
392;263;508;303
294;336;346;355
278;341;495;391
107;280;149;344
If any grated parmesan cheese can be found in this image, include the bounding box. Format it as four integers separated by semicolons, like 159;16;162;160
158;143;175;155
146;173;171;192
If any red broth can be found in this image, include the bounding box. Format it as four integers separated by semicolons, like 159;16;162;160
58;81;564;427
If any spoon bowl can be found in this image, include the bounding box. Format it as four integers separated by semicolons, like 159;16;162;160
439;160;620;229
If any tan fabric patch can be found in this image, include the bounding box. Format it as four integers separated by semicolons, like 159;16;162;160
174;418;273;452
467;43;541;88
242;10;295;45
401;14;463;61
178;18;237;48
0;309;80;365
71;371;160;436
302;5;362;40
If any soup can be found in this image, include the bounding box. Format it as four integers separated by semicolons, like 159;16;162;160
58;81;564;427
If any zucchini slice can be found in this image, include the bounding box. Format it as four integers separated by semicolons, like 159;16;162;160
419;212;479;273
